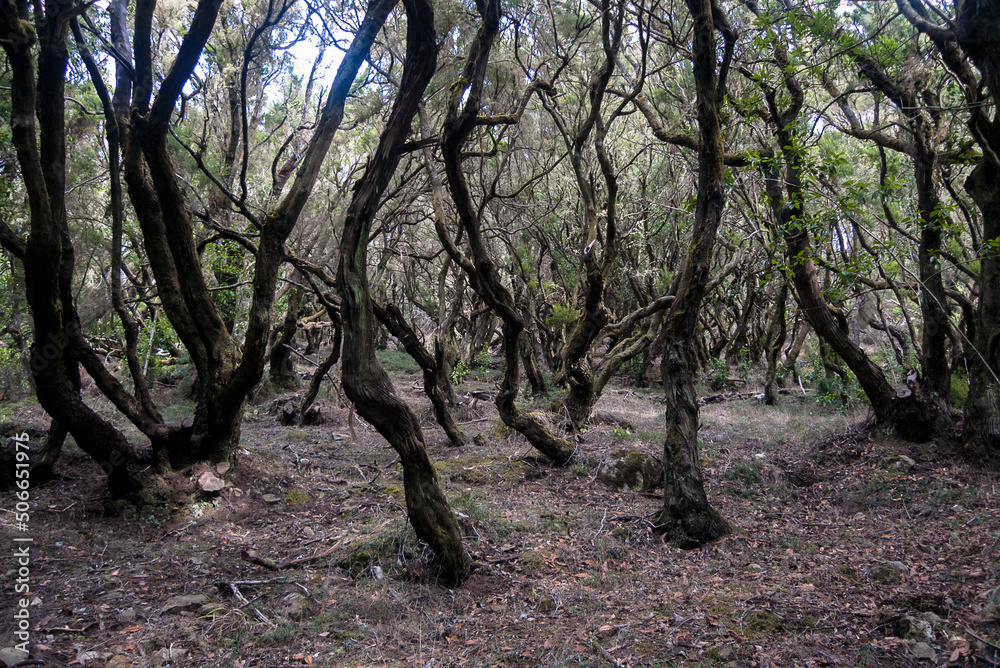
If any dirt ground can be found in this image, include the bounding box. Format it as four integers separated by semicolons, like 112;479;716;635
2;369;999;667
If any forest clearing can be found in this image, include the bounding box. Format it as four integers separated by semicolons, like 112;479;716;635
2;361;999;667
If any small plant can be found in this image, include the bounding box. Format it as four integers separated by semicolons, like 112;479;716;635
473;344;493;381
284;489;309;505
725;461;761;484
709;357;730;390
546;301;581;329
612;426;632;439
451;358;470;384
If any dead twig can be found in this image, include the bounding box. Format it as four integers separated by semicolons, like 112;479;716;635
227;582;274;627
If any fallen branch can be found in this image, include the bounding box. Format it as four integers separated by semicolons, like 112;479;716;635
698;388;796;406
240;546;338;571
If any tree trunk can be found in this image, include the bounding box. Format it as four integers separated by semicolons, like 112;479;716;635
956;0;1000;467
336;0;470;586
764;280;788;405
269;276;303;391
654;0;733;547
374;302;466;447
961;159;1000;466
438;0;575;464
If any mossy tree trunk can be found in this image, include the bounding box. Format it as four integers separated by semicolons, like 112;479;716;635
654;0;734;547
374;302;466;446
336;0;470;586
763;280;788;405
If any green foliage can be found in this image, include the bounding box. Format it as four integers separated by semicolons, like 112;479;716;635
451;358;470;385
708;357;730;390
949;371;969;409
546;301;581;329
725;461;762;485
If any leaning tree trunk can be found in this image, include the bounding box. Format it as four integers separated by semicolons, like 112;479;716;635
374;302;466;447
438;0;575;464
654;0;733;547
763;279;788;405
336;0;470;586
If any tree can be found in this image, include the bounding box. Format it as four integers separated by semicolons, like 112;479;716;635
336;0;471;586
0;0;406;498
653;0;734;547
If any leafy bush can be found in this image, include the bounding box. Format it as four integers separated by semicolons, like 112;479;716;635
546;301;580;329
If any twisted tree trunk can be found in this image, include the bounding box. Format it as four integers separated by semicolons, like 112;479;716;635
654;0;733;547
336;0;470;586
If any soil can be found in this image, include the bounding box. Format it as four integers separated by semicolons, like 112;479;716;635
1;370;998;667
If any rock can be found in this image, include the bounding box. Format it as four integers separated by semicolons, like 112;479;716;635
278;401;299;425
280;592;317;621
215;461;231;475
106;655;132;668
897;615;934;641
197;471;225;493
301;405;324;425
911;642;936;661
76;650;113;664
160;593;211;616
118;607;137;623
881;454;915;473
985;587;1000;620
151;646;188;667
717;646;736;661
0;647;28;668
262;493;281;504
597;448;664;491
884;561;909;574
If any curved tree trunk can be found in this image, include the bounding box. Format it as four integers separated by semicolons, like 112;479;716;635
438;0;575;464
654;0;733;547
764;280;789;405
336;0;470;586
955;0;1000;467
374;302;466;447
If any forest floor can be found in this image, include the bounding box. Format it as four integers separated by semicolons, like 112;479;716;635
2;363;999;668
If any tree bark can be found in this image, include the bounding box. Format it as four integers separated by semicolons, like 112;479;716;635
764;280;788;405
956;0;1000;467
269;275;303;391
336;0;470;586
374;302;466;447
654;0;733;547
